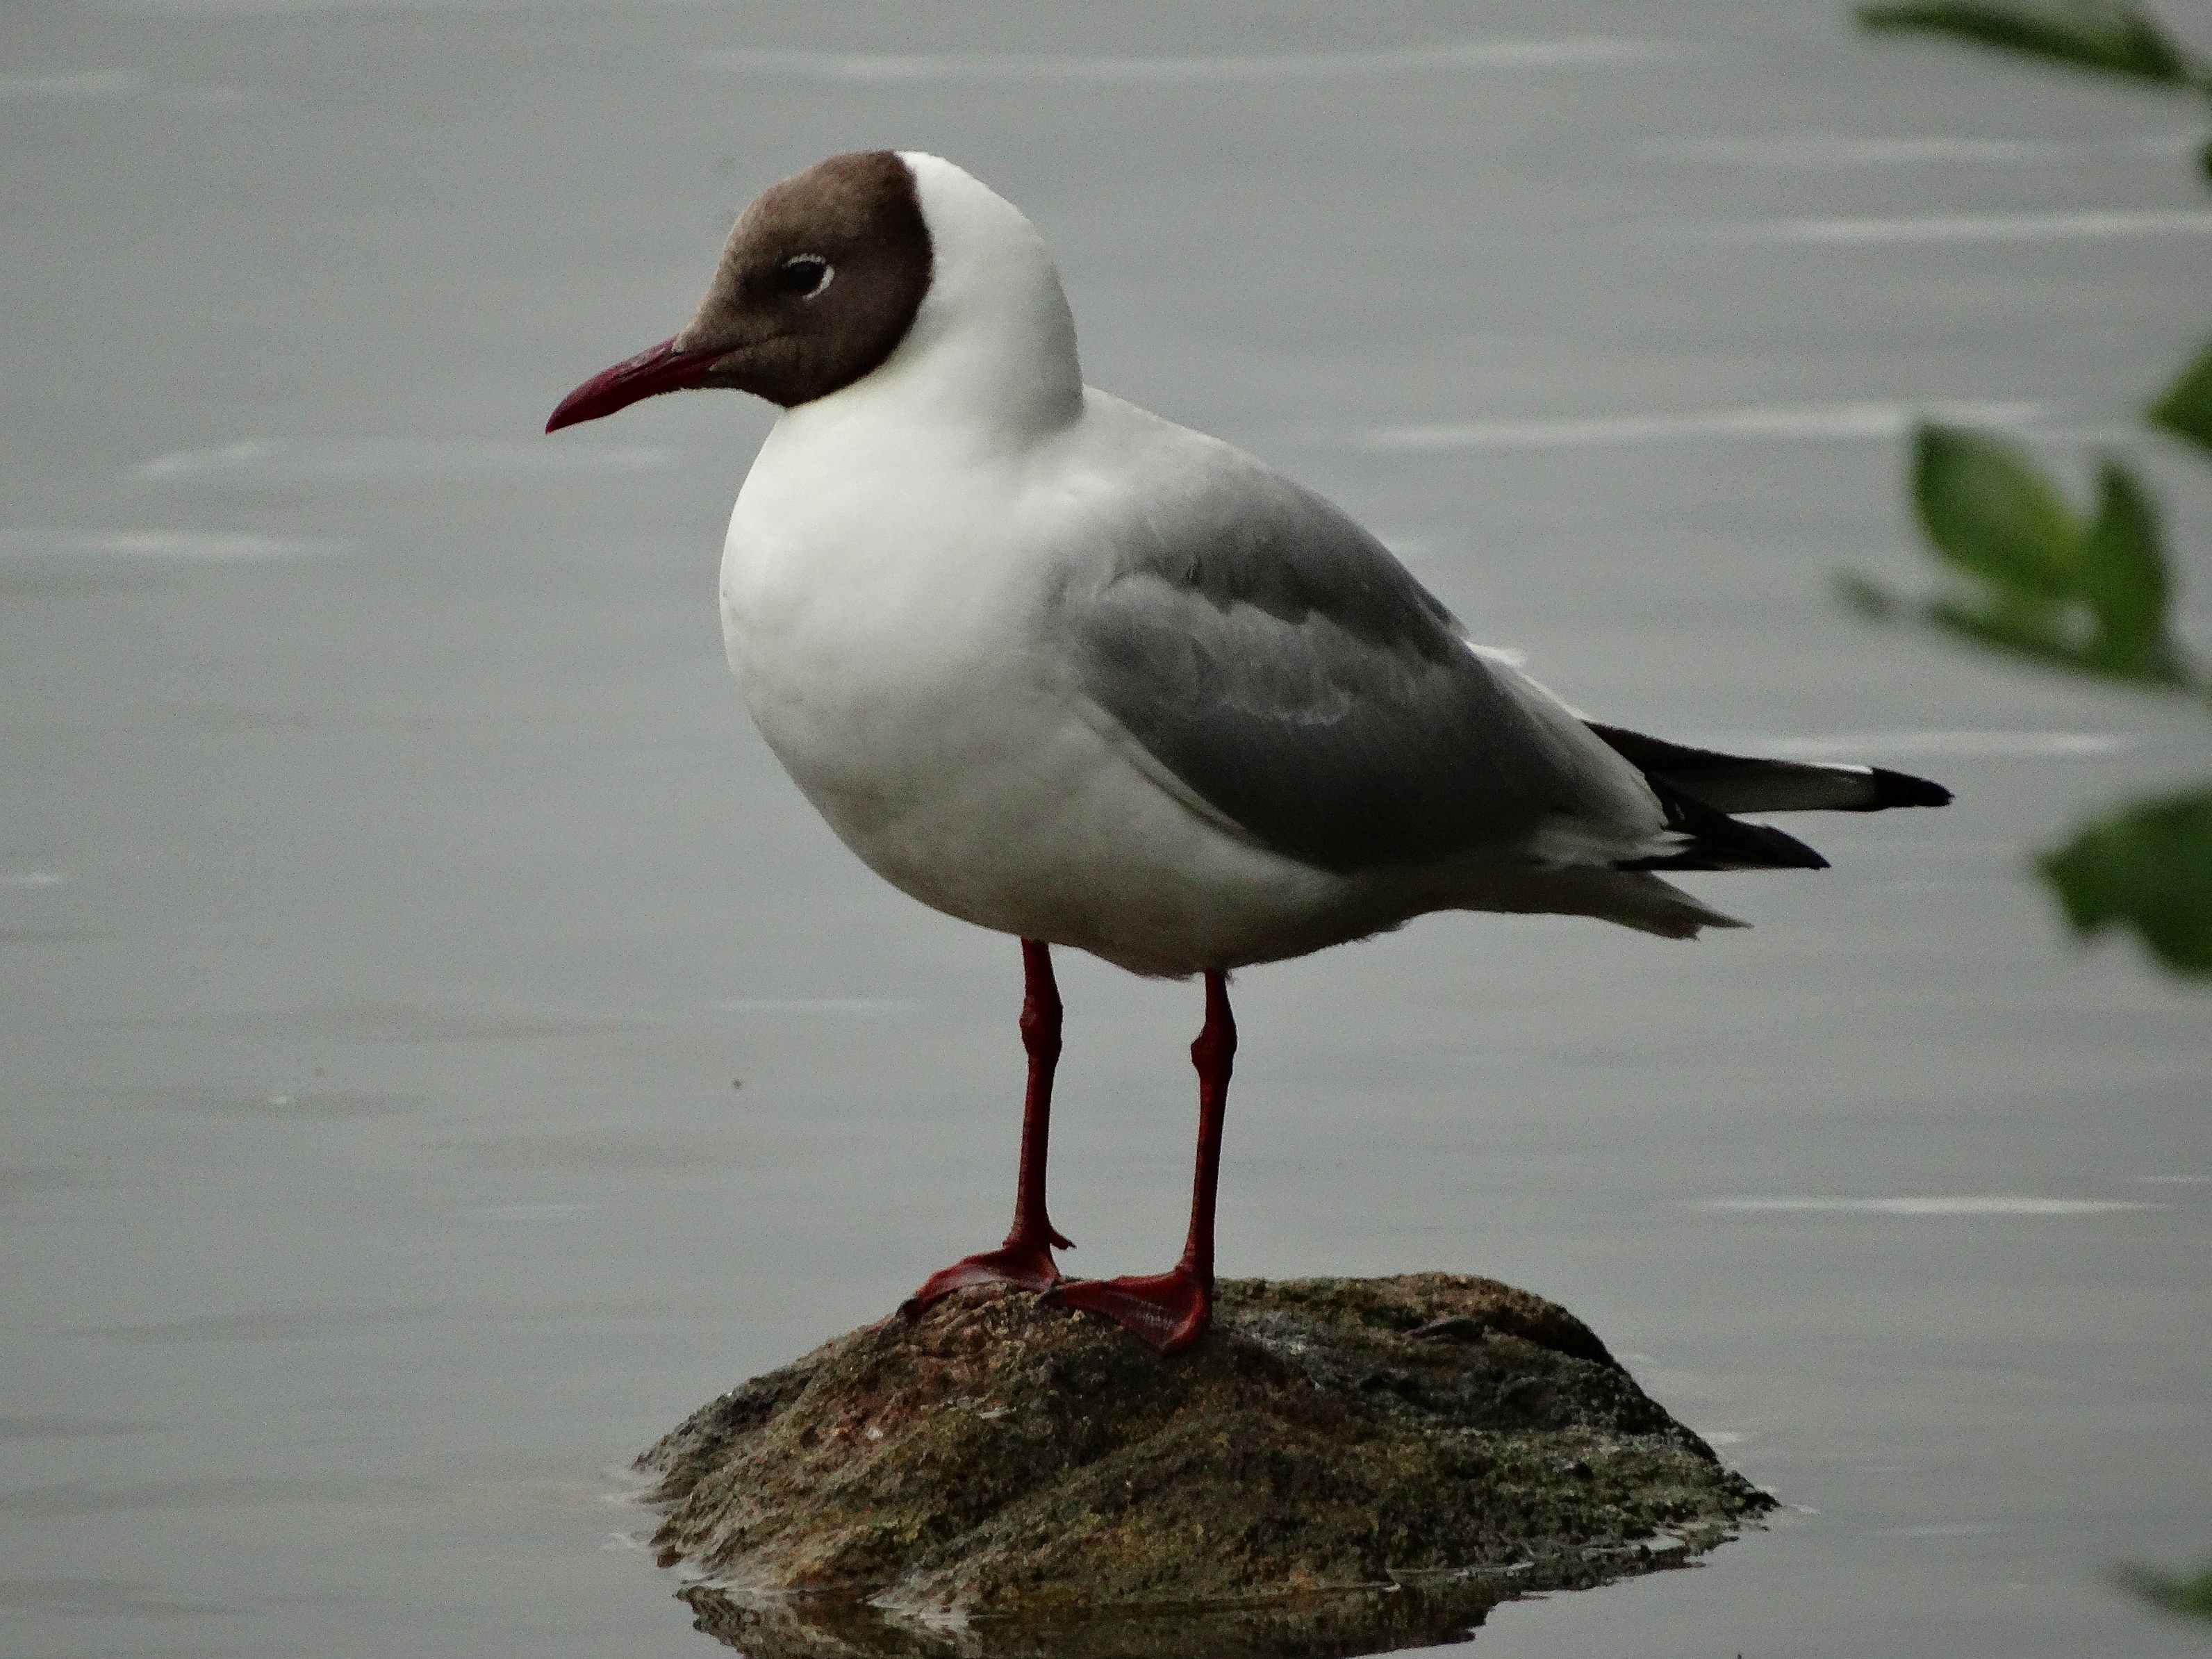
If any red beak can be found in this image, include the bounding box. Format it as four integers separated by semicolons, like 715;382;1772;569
545;336;728;432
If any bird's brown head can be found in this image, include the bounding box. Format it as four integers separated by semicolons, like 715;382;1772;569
545;151;933;431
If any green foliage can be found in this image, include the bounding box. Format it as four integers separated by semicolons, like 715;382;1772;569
2148;341;2212;455
1855;420;2212;968
2079;463;2172;671
2041;789;2212;972
1913;425;2082;596
1857;2;2206;86
1850;0;2212;982
2119;1562;2212;1621
1835;570;1901;619
1855;429;2192;688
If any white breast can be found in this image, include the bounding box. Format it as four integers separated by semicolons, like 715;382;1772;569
719;409;1046;904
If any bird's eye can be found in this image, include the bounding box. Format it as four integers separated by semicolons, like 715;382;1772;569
774;256;834;299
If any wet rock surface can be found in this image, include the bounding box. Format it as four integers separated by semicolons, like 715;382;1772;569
640;1274;1774;1657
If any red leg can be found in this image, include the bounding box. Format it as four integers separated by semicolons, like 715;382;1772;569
1047;969;1234;1355
900;940;1073;1317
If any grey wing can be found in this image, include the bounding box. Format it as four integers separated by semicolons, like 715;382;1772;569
1055;447;1665;875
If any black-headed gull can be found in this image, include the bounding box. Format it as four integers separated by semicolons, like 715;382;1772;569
547;151;1949;1353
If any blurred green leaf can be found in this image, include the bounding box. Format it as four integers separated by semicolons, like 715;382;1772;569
1913;424;2083;597
2147;340;2212;454
1924;592;2088;670
2120;1562;2212;1620
1835;570;1901;617
2079;461;2171;670
1858;2;2200;83
2040;787;2212;974
1885;432;2196;688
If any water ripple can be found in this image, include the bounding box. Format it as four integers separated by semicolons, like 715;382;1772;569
0;69;140;99
1671;131;2199;170
1706;208;2212;245
1763;730;2136;760
134;437;672;485
1698;1196;2163;1216
693;38;1667;85
1363;400;2040;452
0;528;337;561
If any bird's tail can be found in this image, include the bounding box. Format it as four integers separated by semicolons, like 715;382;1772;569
1587;720;1952;877
1589;873;1748;939
1587;723;1953;816
1458;867;1747;940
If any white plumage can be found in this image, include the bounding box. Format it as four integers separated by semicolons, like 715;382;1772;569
718;153;1751;974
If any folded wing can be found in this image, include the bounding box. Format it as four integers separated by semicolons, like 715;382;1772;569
1052;423;1949;885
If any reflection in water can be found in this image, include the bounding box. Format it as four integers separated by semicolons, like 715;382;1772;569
678;1551;1705;1659
680;1578;1514;1658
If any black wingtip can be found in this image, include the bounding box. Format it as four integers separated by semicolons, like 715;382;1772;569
1623;778;1833;873
1870;768;1952;809
1751;821;1831;871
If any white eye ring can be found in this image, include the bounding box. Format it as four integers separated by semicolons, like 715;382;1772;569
779;255;834;299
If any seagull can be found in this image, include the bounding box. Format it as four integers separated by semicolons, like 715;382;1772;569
547;151;1949;1355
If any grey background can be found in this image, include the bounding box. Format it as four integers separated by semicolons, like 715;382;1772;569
3;3;2208;1656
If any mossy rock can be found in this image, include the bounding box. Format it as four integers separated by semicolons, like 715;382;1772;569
641;1274;1772;1657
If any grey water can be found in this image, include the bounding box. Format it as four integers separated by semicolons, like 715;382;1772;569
3;2;2209;1655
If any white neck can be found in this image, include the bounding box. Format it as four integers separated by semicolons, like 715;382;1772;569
793;153;1084;447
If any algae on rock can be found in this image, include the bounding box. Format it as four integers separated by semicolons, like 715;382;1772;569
640;1274;1772;1658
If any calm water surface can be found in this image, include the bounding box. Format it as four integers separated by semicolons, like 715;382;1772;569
3;3;2208;1656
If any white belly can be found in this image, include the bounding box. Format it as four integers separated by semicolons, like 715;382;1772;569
716;453;1369;976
